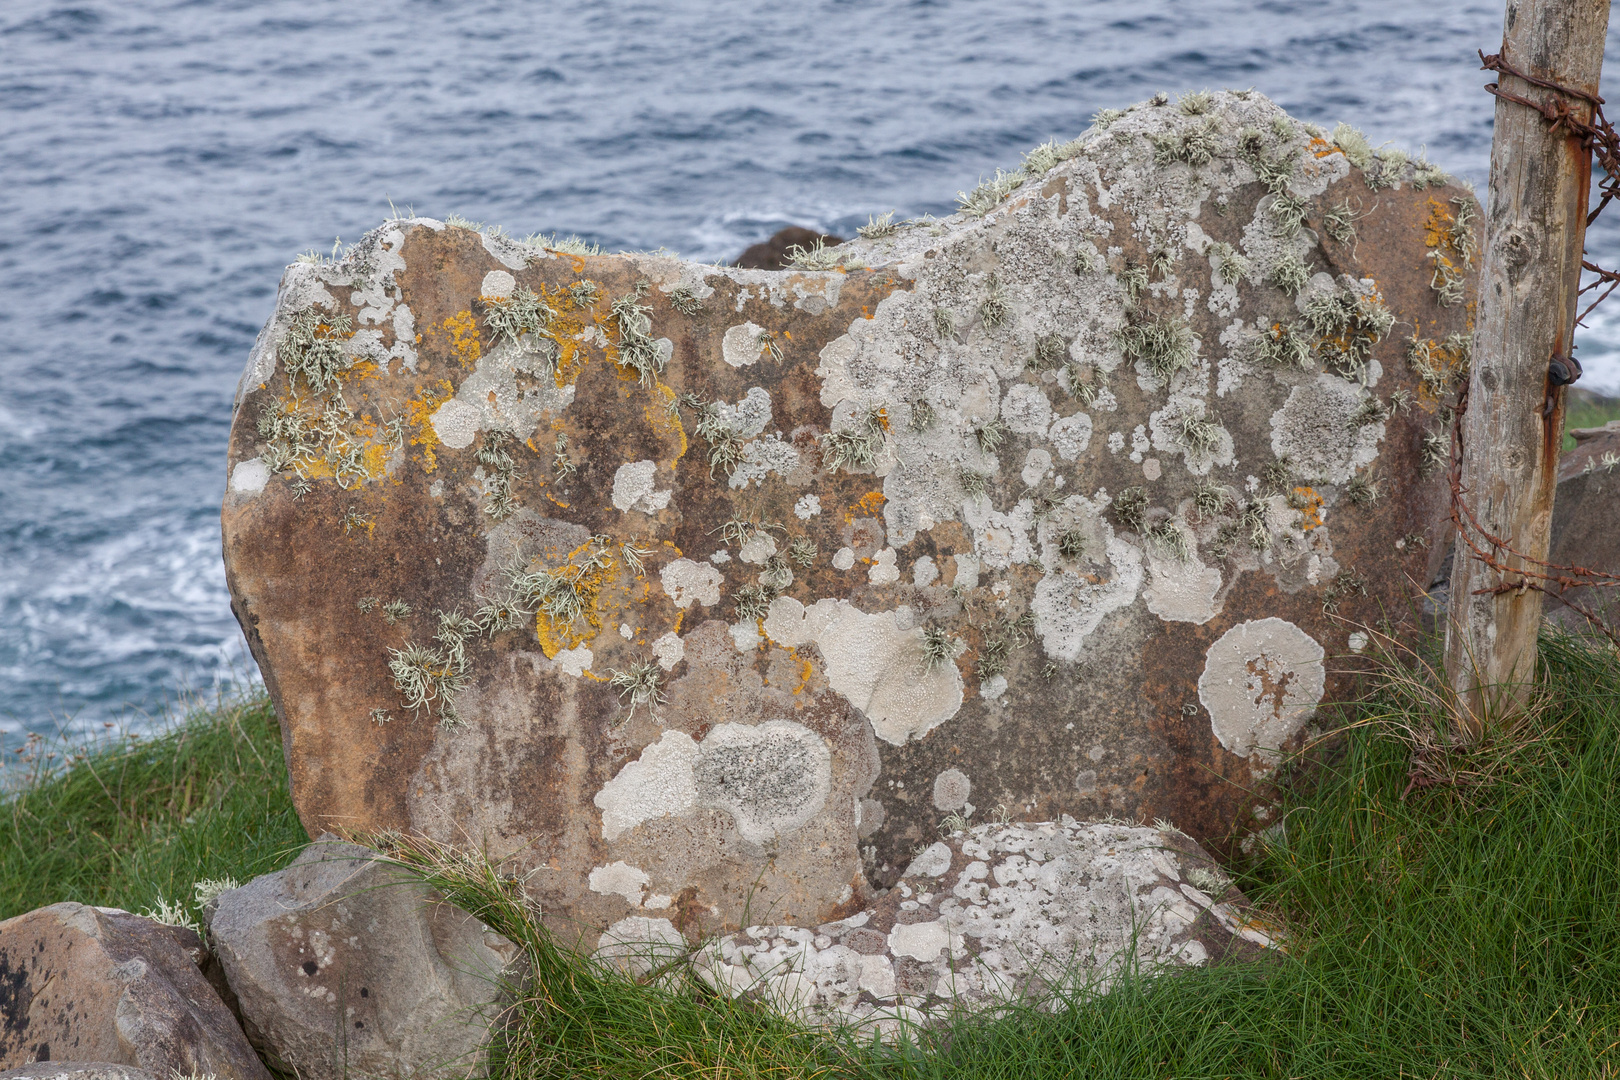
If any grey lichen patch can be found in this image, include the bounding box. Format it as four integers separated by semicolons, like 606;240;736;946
693;722;834;845
593;720;833;846
721;321;772;368
1270;376;1384;484
697;819;1273;1034
1032;532;1144;662
611;460;673;515
433;328;577;450
930;767;971;811
659;559;724;609
1143;527;1224;625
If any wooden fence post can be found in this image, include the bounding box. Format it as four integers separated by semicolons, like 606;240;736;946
1444;0;1609;732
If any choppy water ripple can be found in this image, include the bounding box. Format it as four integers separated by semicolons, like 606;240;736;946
2;0;1617;734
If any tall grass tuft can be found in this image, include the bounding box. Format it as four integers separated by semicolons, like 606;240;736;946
0;693;308;922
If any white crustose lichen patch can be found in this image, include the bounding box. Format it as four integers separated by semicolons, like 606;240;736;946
1197;617;1326;761
695;820;1277;1036
611;460;673;514
763;597;964;745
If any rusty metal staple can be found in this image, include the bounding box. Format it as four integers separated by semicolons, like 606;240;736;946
1438;48;1620;647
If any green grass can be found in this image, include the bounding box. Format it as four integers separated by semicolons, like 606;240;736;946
380;631;1620;1080
6;633;1619;1078
0;692;309;924
1564;388;1620;449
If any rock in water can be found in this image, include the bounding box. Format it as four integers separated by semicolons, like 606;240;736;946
691;820;1277;1032
0;904;268;1080
223;91;1473;942
733;226;845;270
202;841;519;1080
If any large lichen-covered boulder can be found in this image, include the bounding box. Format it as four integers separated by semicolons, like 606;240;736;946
223;90;1474;943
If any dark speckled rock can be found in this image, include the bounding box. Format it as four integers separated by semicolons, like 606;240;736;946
0;904;267;1080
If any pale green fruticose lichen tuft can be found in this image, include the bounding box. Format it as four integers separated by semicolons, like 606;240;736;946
821;408;887;473
1111;487;1148;533
1117;311;1197;384
786;536;817;567
610;662;666;721
478;286;555;350
610;291;666;385
858;211;899;239
920;625;961;671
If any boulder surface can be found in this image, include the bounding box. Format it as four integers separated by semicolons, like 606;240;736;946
203;841;518;1080
1546;421;1620;630
0;904;267;1080
223;90;1474;942
688;818;1276;1032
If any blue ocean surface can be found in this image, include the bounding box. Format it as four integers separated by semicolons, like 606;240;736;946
2;0;1618;739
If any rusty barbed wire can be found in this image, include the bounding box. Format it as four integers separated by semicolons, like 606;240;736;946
1481;48;1620;328
1439;48;1620;647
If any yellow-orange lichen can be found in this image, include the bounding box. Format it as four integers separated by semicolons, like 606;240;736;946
1422;199;1454;250
642;385;688;462
437;310;482;371
1291;486;1324;531
404;379;454;474
533;283;596;387
1308;136;1340;159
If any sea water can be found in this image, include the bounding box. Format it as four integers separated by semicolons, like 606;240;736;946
2;0;1617;736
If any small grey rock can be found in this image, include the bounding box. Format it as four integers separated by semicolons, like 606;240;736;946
204;840;520;1080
